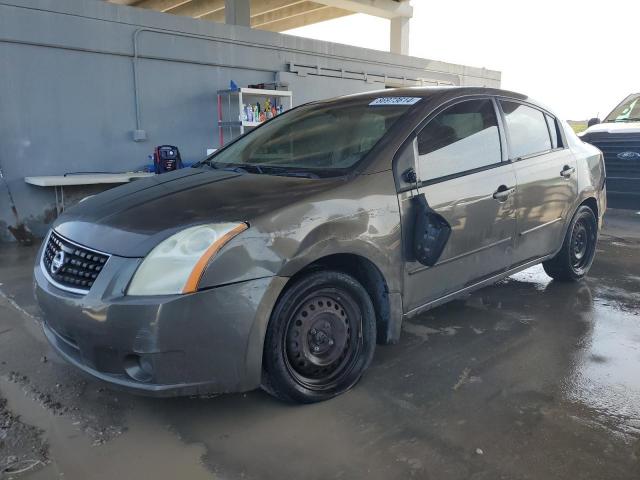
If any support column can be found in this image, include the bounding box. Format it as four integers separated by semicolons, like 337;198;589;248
225;0;250;27
390;16;410;55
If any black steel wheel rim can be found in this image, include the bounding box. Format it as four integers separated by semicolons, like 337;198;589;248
284;288;362;391
570;217;596;271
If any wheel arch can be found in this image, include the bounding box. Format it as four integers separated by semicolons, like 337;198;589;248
581;196;598;219
562;195;600;243
278;253;403;345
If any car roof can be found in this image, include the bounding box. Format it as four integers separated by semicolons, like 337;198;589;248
330;86;529;104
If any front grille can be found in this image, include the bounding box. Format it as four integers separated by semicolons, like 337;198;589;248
42;231;109;294
587;134;640;179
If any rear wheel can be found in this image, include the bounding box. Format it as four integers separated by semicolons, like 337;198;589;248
262;270;376;403
542;205;598;281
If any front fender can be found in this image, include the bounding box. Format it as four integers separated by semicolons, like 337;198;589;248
198;172;404;293
278;219;403;293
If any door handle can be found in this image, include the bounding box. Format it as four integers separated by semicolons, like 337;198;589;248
493;185;515;202
561;165;576;178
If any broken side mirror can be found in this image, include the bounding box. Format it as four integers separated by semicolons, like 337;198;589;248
411;193;451;267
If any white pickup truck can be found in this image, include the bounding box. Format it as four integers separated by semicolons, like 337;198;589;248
580;93;640;197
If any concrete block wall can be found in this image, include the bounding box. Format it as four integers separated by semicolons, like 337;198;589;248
0;0;500;241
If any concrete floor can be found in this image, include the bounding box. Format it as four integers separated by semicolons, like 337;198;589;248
1;209;639;480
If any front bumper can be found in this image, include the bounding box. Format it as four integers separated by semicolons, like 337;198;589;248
34;246;287;397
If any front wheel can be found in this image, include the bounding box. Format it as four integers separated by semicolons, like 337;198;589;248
262;270;376;403
543;205;598;281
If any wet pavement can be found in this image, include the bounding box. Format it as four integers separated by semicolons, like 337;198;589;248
1;209;639;479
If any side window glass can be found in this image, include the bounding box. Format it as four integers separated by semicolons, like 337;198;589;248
501;101;552;158
545;114;561;149
416;99;501;182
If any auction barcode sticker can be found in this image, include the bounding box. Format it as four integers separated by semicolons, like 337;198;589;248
369;97;421;106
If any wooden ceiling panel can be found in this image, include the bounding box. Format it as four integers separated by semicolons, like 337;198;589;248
108;0;356;31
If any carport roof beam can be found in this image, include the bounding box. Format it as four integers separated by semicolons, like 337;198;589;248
254;5;352;31
313;0;412;19
165;0;226;17
390;15;410;55
225;0;251;25
133;0;193;12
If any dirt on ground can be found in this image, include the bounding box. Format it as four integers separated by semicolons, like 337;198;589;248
0;397;48;477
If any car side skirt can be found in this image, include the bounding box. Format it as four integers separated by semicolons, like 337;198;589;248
403;254;555;320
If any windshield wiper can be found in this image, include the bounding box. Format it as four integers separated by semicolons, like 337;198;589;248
222;166;249;174
241;164;266;174
270;171;320;179
201;162;265;175
251;164;320;178
203;161;318;178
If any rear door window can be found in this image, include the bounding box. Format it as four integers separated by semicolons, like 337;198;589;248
500;101;552;159
416;99;502;182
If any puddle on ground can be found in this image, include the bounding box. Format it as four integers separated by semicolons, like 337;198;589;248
504;257;640;439
404;262;640;441
563;303;640;437
0;377;213;479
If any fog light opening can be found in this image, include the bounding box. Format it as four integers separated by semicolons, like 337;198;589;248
123;354;154;383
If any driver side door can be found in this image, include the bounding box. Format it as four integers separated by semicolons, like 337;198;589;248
397;97;518;313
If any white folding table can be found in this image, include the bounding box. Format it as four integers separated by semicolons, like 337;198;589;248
25;172;155;214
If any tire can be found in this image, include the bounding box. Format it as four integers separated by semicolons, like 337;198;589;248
262;270;376;403
542;205;598;281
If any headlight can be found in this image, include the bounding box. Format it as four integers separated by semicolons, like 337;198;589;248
127;223;247;296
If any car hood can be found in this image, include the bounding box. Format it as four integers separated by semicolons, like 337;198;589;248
53;168;343;257
581;121;640;136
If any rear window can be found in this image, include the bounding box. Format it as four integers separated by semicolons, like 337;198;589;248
501;101;552;159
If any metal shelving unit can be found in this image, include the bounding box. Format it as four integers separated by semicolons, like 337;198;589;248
217;88;293;146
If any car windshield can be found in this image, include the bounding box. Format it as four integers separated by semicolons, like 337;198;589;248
604;93;640;123
198;98;414;177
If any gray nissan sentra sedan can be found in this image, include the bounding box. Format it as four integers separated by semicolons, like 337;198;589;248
34;87;606;403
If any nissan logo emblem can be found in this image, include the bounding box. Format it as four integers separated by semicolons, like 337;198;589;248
617;151;640;160
50;250;66;275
